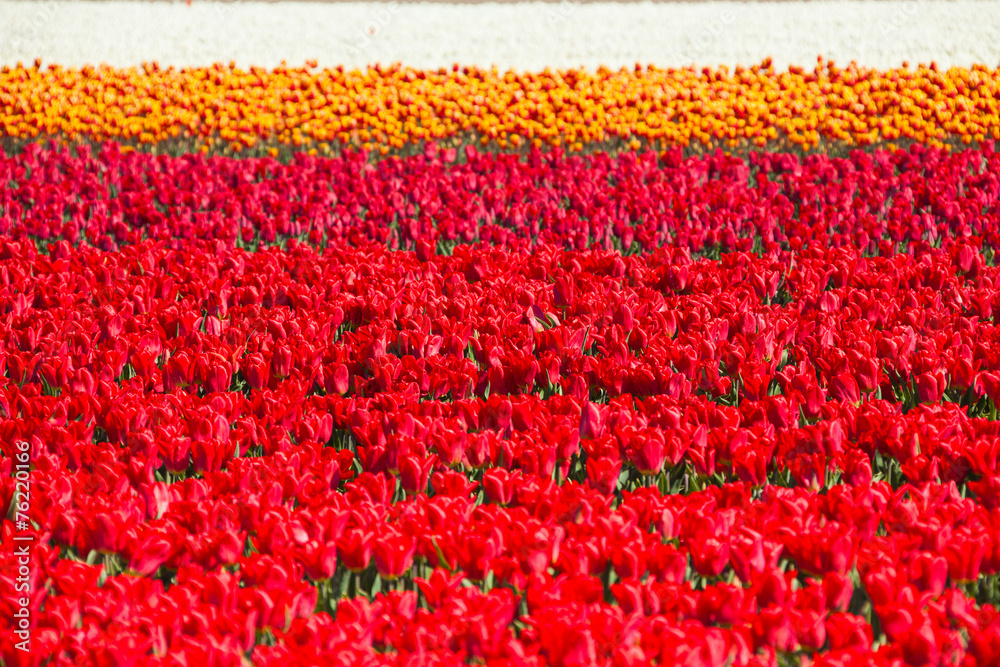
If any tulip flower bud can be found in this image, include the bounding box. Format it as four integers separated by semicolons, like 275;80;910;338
553;274;575;309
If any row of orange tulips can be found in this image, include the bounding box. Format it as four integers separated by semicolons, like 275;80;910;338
1;59;999;155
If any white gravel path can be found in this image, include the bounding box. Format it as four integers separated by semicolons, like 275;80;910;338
2;0;999;71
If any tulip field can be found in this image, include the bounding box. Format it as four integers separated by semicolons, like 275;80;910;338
5;60;1000;667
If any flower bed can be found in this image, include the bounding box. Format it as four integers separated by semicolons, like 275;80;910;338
2;61;999;155
2;137;1000;665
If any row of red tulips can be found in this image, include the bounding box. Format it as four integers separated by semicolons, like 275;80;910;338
3;140;1000;255
2;232;999;472
5;453;1000;667
2;236;1000;664
4;143;1000;665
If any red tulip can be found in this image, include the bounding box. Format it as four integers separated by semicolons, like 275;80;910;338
271;344;293;380
633;434;667;476
399;454;435;495
162;352;194;392
300;541;338;582
826;612;872;651
338;529;373;573
332;363;350;395
245;353;269;390
129;535;174;576
553;274;576;310
690;538;729;578
482;468;517;506
916;369;947;404
373;530;416;580
579;401;604;441
585;456;621;496
900;623;940;667
828;373;860;404
910;552;948;596
200;353;233;393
